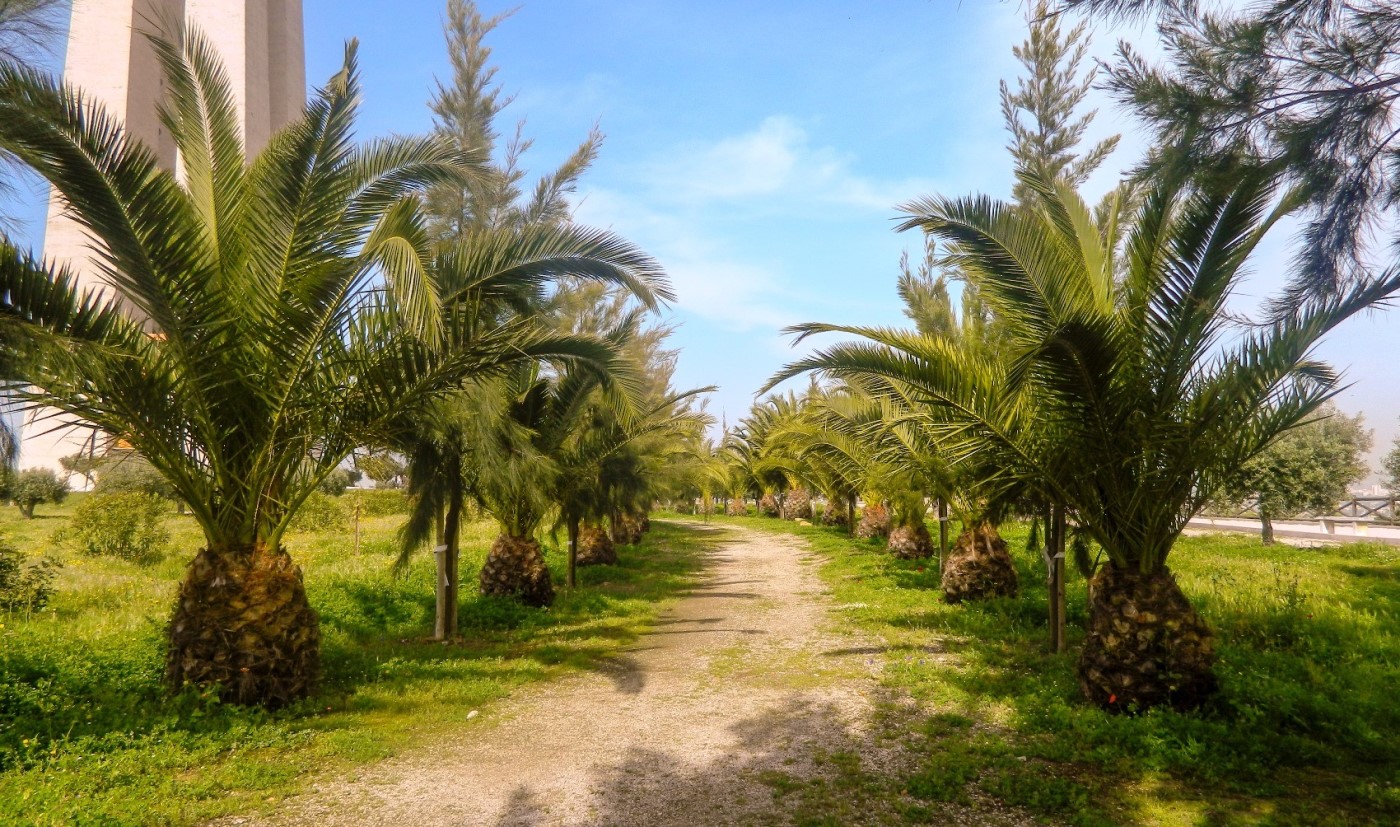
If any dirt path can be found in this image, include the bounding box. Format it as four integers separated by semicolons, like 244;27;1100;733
228;522;1031;826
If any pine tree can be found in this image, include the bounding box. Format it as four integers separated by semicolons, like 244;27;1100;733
1000;0;1119;204
425;0;601;237
1066;0;1400;307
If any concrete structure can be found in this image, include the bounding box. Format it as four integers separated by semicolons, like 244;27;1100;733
17;0;305;484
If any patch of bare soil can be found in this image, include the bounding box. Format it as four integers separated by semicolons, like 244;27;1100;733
220;522;1040;826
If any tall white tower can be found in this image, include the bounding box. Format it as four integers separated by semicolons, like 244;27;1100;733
18;0;306;480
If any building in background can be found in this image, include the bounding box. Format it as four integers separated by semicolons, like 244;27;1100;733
18;0;305;485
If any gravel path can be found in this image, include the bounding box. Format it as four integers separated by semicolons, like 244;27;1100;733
224;521;1036;826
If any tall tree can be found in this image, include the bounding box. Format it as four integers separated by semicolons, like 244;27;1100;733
1219;404;1371;544
1066;0;1400;308
1002;0;1120;204
425;0;601;237
774;169;1400;711
0;28;664;706
389;0;640;633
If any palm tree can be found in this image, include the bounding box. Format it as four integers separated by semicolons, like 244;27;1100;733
773;170;1400;711
390;245;670;638
554;384;712;584
0;30;641;706
469;347;637;606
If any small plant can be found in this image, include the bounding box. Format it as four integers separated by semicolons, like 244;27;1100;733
5;467;69;518
0;538;59;613
64;491;170;562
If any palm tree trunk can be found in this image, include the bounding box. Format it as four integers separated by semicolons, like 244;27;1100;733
480;534;555;607
888;521;934;559
1078;564;1217;711
165;543;320;707
940;522;1019;602
441;486;462;639
847;496;855;537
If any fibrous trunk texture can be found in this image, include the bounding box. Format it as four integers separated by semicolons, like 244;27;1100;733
165;544;320;708
480;535;555;607
856;503;890;540
821;500;848;527
888;523;934;559
611;513;645;545
758;494;780;518
781;489;813;521
941;523;1018;603
1078;565;1217;712
576;523;618;566
727;500;749;516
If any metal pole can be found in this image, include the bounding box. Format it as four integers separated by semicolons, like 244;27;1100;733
937;498;949;574
1050;504;1068;653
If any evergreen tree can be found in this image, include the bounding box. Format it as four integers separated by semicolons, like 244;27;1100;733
900;0;1122;360
1065;0;1400;307
426;0;601;236
1000;0;1119;204
1219;404;1371;544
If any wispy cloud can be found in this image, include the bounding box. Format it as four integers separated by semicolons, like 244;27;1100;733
574;116;944;333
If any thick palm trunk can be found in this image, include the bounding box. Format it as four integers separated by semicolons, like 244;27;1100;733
856;502;890;540
941;522;1018;602
820;494;848;527
758;494;779;517
1078;564;1217;712
888;522;934;559
480;534;555;607
610;512;643;545
781;488;812;521
577;522;617;566
166;543;319;707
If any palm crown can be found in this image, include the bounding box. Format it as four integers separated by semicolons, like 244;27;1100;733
773;170;1400;575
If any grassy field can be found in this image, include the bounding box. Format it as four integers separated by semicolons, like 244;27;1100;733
0;495;708;827
688;512;1400;827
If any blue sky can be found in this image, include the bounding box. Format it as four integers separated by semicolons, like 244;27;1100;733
14;1;1400;478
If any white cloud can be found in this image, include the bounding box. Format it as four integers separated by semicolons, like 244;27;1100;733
572;117;941;332
637;115;936;212
573;186;796;333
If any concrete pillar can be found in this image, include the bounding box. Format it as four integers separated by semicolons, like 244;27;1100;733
18;0;306;480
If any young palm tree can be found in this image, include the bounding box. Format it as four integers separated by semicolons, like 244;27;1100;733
554;384;712;584
773;170;1400;710
390;243;671;638
0;30;646;706
469;348;638;606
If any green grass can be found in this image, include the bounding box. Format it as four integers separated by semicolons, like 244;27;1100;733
687;512;1400;827
0;495;708;826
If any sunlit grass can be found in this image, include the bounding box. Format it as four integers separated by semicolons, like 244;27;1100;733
0;497;709;826
678;511;1400;827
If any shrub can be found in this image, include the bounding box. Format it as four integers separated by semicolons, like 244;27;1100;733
64;492;170;562
6;468;69;518
343;488;408;517
288;491;349;532
318;467;363;496
93;452;177;500
0;538;59;612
